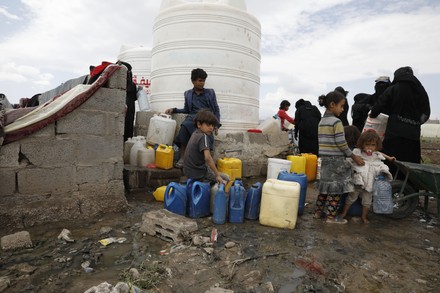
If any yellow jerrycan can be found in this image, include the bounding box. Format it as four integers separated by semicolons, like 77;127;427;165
301;153;318;182
217;157;242;192
287;155;306;174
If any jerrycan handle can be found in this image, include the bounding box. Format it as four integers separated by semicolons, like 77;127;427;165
192;183;203;204
158;144;167;150
218;183;225;191
159;113;172;119
164;184;174;205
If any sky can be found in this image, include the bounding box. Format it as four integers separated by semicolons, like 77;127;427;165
1;0;440;122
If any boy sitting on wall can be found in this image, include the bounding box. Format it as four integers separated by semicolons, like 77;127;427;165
183;109;229;185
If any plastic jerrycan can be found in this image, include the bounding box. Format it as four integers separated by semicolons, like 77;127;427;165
244;182;262;220
164;182;187;216
217;158;242;192
277;171;308;215
155;144;174;170
153;185;167;202
372;175;393;214
146;113;177;146
259;179;300;229
130;140;144;166
287;155;306;174
210;183;219;214
137;146;155;167
301;153;318;182
188;181;211;218
213;183;228;225
229;180;246;223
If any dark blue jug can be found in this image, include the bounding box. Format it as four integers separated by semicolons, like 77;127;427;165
164;182;187;216
213;183;227;224
277;171;308;215
244;182;262;220
229;181;246;223
188;180;211;218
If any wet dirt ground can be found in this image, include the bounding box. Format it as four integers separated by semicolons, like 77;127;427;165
1;143;440;293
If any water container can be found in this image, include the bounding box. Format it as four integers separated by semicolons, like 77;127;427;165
257;117;281;134
164;182;187;216
267;158;292;180
301;153;318;182
153;185;167;202
188;181;211;218
259;179;300;229
124;138;135;164
229;182;246;223
136;87;150;111
244;182;262;220
277;171;308;216
130;140;145;166
146;113;177;146
150;0;261;132
155;144;174;170
213;184;228;225
363;113;389;141
137;146;155;167
373;175;393;214
287;155;306;174
217;158;242;181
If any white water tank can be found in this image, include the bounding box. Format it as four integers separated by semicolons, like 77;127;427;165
118;45;152;95
150;0;261;132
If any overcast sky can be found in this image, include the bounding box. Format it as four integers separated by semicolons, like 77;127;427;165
1;0;439;121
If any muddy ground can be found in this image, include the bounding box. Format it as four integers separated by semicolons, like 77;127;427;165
1;143;439;293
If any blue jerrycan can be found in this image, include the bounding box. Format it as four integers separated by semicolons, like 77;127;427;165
244;182;262;220
277;171;308;215
188;181;211;218
229;181;246;223
164;182;187;216
213;183;227;224
373;175;393;214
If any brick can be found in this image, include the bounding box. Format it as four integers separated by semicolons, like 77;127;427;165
76;135;123;164
82;88;126;112
106;67;127;90
242;162;266;177
76;162;119;184
57;110;108;135
20;138;76;167
0;143;20;167
1;231;32;250
18;167;77;194
0;169;16;196
247;132;268;145
140;209;198;243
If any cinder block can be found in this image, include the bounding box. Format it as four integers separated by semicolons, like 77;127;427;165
20;138;76;167
25;123;55;140
76;163;116;184
0;143;20;167
1;231;32;250
106;67;127;90
18;167;77;194
76;135;123;164
57;110;107;135
82;88;126;112
140;209;198;243
0;169;16;196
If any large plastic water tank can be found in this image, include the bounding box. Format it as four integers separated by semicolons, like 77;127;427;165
117;45;152;95
150;0;261;132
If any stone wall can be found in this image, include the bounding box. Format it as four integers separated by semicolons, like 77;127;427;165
0;68;129;231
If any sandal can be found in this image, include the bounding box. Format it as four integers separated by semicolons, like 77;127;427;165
325;216;348;224
174;159;184;169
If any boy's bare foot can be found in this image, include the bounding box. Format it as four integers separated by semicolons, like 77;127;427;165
361;218;369;224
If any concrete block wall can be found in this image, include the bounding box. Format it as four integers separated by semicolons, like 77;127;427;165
0;68;129;231
133;111;290;178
